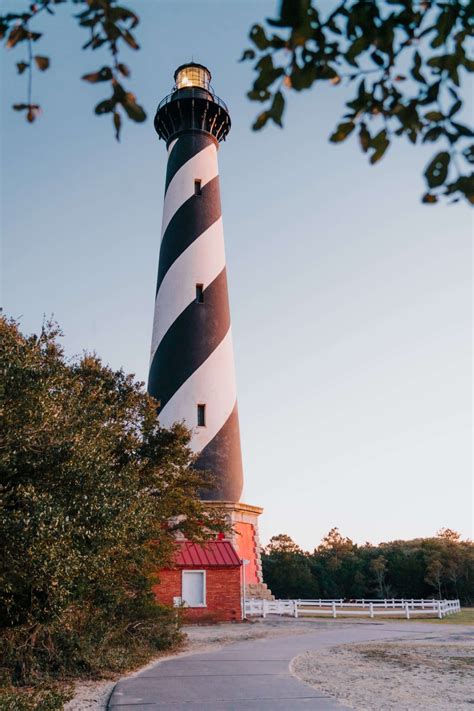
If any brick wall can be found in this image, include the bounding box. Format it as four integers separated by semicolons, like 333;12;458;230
233;521;259;584
153;567;242;623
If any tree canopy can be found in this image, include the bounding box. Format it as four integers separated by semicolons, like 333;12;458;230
262;528;474;602
1;0;472;205
242;0;474;205
0;316;224;683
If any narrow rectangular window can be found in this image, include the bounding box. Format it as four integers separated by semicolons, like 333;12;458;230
197;404;206;427
182;571;206;607
194;179;202;196
196;283;204;303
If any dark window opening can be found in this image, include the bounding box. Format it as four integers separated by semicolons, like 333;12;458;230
194;179;202;196
196;283;204;303
197;404;206;427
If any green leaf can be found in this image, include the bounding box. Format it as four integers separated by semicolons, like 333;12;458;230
424;111;444;122
82;67;113;83
95;99;116;115
6;26;27;48
239;49;256;62
431;5;457;49
422;127;443;143
34;56;50;71
448;100;462;118
253;55;284;91
249;24;269;50
422;81;441;105
121;30;139;50
247;89;271;102
359;124;370;152
26;106;39;123
290;63;317;90
445;176;474;204
276;0;311;29
411;51;426;84
370;51;384;67
346;35;369;66
369;130;390;164
117;63;130;78
329;122;355;143
368;129;390;164
449;65;460;86
252;111;270;131
269;91;285;127
424;152;450;188
451;122;474;138
113;111;121;142
121;93;146;122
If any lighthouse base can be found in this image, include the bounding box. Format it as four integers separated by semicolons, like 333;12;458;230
205;501;273;599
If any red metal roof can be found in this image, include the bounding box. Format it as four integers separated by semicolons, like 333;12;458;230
173;540;241;568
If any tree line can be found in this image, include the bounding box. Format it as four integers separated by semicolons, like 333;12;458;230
262;528;474;604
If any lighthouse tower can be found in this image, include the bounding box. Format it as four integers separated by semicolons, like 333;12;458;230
149;63;269;597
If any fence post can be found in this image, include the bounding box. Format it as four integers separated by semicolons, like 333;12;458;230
294;600;298;618
369;602;374;618
405;603;410;620
332;601;337;618
384;599;387;609
421;599;424;609
438;601;442;619
392;598;395;609
262;599;267;619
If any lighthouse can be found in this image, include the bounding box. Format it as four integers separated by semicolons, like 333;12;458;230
149;63;270;598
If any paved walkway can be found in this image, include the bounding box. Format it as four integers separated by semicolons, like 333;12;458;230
108;620;470;710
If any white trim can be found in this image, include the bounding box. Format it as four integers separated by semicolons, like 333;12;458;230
181;569;207;608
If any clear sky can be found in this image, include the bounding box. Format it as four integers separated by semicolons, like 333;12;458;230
2;1;472;550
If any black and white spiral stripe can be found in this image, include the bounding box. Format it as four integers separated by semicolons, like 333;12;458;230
148;133;243;502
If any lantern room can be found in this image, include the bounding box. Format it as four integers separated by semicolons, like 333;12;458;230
174;62;211;92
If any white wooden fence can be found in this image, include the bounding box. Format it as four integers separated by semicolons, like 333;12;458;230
244;598;461;620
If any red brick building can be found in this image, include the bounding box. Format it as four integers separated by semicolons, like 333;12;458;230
153;540;242;623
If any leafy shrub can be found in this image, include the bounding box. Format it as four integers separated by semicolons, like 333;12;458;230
0;317;223;685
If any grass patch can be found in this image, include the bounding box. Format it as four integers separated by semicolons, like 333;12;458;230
415;608;474;625
295;607;474;624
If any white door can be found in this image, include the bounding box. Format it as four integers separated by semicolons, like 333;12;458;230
182;571;205;607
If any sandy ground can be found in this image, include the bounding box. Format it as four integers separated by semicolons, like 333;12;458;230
64;680;115;711
65;618;305;710
292;639;474;710
65;618;473;710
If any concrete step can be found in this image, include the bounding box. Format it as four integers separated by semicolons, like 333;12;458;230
246;582;274;600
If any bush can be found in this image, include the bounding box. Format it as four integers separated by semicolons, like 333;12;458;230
0;683;72;711
0;317;223;686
